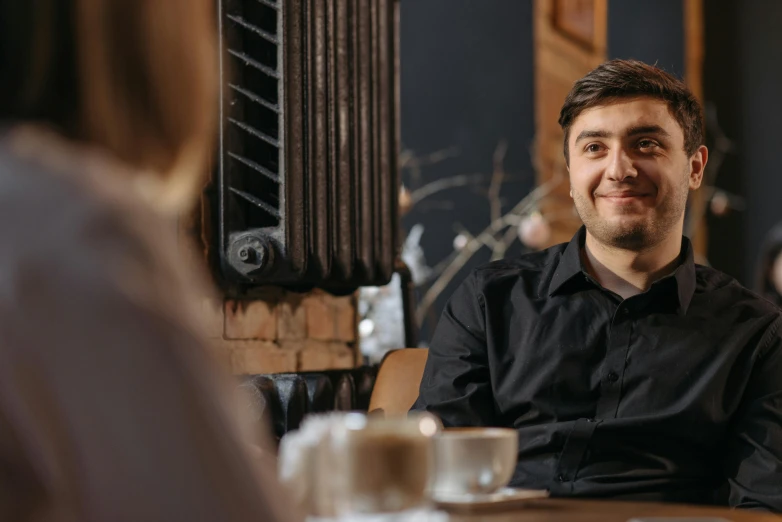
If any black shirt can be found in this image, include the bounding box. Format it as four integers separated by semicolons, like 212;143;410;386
412;227;782;512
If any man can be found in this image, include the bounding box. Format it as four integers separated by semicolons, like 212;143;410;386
412;59;782;512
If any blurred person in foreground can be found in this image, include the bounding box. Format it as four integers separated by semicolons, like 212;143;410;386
0;2;293;521
413;59;782;511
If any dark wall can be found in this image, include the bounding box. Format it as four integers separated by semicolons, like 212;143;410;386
701;0;782;286
608;0;684;76
736;0;782;286
703;0;744;281
399;0;535;342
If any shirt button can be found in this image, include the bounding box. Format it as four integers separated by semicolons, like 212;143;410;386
557;474;566;482
606;371;619;383
587;417;596;423
621;308;630;316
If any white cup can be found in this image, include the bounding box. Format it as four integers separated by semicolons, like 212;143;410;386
430;427;518;498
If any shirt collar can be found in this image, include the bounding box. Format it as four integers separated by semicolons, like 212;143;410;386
672;241;696;314
547;227;587;297
548;226;697;315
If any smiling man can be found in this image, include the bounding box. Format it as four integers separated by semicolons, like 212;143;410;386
412;59;782;511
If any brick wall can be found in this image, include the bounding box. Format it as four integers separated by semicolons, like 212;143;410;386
184;192;360;375
200;290;359;375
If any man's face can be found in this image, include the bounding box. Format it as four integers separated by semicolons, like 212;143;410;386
567;96;705;250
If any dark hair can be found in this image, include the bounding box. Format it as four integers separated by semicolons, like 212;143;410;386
558;59;704;163
0;0;217;189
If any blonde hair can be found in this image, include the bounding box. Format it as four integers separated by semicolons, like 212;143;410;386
0;0;218;209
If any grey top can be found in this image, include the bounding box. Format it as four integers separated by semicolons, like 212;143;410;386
0;128;294;521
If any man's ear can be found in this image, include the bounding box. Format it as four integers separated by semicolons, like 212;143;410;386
689;145;708;190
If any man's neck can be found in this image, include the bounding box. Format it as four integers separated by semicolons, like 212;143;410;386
582;229;683;300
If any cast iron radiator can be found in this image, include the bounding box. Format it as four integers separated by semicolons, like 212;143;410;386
216;0;400;294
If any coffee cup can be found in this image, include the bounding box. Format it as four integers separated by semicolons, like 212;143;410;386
430;427;518;498
325;412;442;514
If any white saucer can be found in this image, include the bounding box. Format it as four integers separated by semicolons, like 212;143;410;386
432;487;549;511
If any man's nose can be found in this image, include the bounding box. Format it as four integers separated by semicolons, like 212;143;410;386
605;149;638;181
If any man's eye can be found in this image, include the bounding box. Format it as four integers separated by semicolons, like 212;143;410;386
638;140;658;149
586;144;602;153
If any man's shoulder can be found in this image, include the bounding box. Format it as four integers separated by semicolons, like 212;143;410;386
694;263;782;320
470;242;568;288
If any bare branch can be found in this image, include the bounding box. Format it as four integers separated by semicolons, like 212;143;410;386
409;174;485;205
422;147;460;165
415;174;564;325
492;222;521;261
489;140;508;223
399;147;459;189
415;201;456;213
454;223;497;250
452;223;474;240
400;146;460;172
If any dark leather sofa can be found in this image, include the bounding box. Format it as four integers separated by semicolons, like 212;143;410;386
239;366;378;444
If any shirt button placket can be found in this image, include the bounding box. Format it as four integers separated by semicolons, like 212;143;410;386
597;305;631;419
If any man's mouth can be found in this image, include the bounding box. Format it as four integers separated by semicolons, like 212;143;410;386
596;191;651;202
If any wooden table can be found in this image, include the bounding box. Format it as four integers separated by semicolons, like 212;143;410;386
446;498;781;521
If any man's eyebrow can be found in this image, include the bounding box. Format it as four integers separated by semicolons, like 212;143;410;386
626;125;671;138
574;129;611;144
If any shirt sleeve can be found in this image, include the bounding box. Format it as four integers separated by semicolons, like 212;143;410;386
411;271;496;426
724;317;782;512
0;211;297;521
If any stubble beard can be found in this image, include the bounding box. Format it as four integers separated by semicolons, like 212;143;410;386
571;179;690;252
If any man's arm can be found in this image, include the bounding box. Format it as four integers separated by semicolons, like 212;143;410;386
724;317;782;512
411;271;496;426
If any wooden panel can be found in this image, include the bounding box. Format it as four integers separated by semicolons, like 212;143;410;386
684;0;707;259
534;0;607;246
684;0;704;102
553;0;596;48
